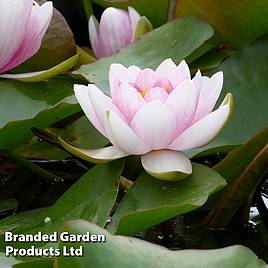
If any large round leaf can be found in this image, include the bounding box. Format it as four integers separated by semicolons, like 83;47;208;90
108;163;226;235
176;0;268;48
91;0;170;27
0;161;123;250
190;36;268;156
0;78;81;151
56;220;268;268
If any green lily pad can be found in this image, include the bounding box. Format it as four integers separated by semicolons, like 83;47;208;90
0;208;48;235
0;161;123;250
57;220;268;268
189;36;268;156
17;131;69;160
0;253;21;268
0;253;53;268
61;116;108;149
13;259;54;268
90;0;170;27
204;126;268;212
0;54;80;82
214;125;268;184
73;16;214;94
0;199;18;213
17;116;108;160
108;163;226;235
44;160;123;228
0;254;53;268
176;0;268;48
0;77;81;151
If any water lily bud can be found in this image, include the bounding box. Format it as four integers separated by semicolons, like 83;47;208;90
88;7;142;58
74;59;233;181
0;0;53;73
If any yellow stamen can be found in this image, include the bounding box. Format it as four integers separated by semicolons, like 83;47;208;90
163;84;169;92
140;87;147;98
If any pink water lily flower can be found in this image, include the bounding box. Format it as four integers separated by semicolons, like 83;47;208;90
0;0;53;74
74;59;233;181
89;7;141;58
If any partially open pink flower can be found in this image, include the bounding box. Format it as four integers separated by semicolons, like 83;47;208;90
89;7;141;59
0;0;53;73
74;59;233;180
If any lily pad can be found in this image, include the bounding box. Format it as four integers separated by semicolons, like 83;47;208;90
61;116;108;149
0;77;81;151
57;220;268;268
214;125;268;184
17;116;108;160
176;0;268;48
90;0;170;27
189;36;268;156
0;199;18;213
0;253;21;268
13;259;54;268
108;163;226;235
0;161;123;250
0;54;80;82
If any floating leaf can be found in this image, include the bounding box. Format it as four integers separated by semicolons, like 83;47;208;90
0;78;81;151
0;161;123;250
188;36;268;156
0;54;80;83
108;163;226;235
91;0;170;27
207;143;268;228
56;220;268;268
176;0;268;48
0;199;18;213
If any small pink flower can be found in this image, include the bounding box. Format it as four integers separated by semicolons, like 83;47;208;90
0;0;53;74
88;7;141;58
74;59;233;180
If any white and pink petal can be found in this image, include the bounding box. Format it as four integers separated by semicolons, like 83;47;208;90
109;63;131;97
155;58;177;77
141;150;192;180
98;8;132;57
169;93;233;151
87;84;125;127
168;60;191;88
192;71;223;123
128;7;141;34
144;87;169;103
59;138;128;164
0;0;33;72
154;77;173;93
0;2;53;73
88;15;101;58
135;68;158;91
165;79;197;137
131;101;176;150
105;110;150;155
112;82;145;123
74;84;107;138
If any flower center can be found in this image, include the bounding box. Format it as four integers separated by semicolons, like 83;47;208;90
140;87;147;98
163;84;169;92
